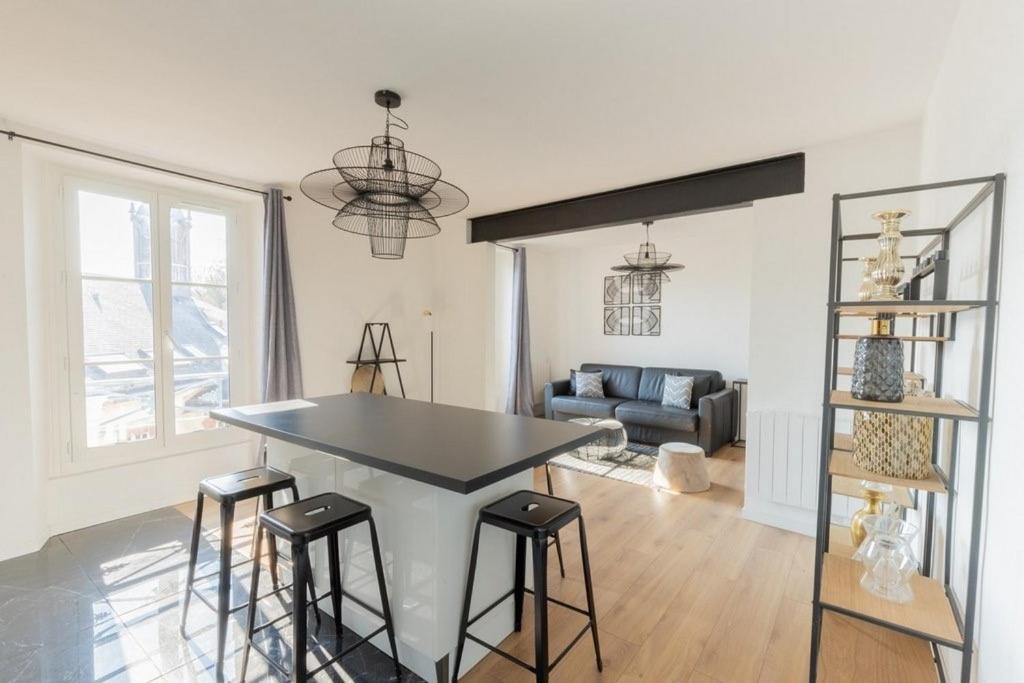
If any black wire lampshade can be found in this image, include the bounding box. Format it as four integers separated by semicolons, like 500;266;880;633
300;91;469;259
610;221;684;282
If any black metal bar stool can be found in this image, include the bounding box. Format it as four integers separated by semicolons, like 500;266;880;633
452;490;602;683
180;466;320;678
240;492;401;682
543;464;567;577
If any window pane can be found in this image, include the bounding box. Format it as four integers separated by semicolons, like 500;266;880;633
85;362;156;447
171;285;228;358
78;191;152;279
174;358;229;434
170;207;226;284
82;279;155;364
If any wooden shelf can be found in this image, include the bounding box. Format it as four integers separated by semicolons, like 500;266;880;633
829;390;979;420
837;367;925;382
830;450;946;494
831;474;915;507
820;553;963;647
828;525;857;559
833;301;987;316
345;358;407;365
833;432;853;451
835;334;948;342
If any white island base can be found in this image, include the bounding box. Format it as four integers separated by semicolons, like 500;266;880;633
268;437;531;682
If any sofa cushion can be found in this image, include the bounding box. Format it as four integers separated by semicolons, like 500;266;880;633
580;363;641;399
615;400;699;432
638;367;722;403
551;395;629;419
575;371;605;398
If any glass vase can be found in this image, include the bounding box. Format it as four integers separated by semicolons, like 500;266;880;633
858;256;878;301
855;514;918;603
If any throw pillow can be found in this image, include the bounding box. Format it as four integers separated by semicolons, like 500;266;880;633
575;371;605;398
569;369;578;394
662;375;694;409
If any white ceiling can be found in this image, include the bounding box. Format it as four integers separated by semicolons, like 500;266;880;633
1;1;960;217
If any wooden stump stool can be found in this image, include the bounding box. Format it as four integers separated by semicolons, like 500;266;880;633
654;442;711;493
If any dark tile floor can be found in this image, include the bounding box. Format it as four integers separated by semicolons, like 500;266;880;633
0;500;424;682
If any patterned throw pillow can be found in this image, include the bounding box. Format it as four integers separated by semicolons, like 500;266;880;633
662;375;694;409
575;371;605;398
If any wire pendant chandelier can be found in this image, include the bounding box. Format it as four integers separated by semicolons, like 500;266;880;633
300;90;469;259
610;220;685;282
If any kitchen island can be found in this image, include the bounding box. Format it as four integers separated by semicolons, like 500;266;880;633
212;393;601;682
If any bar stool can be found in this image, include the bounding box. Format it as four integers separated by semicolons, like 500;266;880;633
543;464;566;577
180;467;320;678
240;492;401;682
452;490;602;682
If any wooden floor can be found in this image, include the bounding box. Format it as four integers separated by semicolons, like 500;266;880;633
458;446;937;683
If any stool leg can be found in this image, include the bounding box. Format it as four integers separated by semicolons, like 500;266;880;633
452;519;482;683
240;525;264;683
545;465;566;578
263;491;280;589
179;491;204;637
368;517;401;679
215;500;235;680
292;541;310;682
578;516;603;672
532;535;549;683
327;532;344;643
514;535;526;632
289;484;322;633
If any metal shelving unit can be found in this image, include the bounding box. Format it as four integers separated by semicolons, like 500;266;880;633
809;174;1005;682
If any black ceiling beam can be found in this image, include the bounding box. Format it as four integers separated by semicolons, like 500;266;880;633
467;152;805;243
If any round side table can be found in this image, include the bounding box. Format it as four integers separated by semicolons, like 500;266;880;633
654;442;710;493
568;417;628;460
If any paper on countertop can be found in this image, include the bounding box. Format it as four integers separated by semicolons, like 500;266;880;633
234;399;318;416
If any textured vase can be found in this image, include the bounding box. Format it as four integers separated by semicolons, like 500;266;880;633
871;210;908;300
852;336;904;402
858;257;878;301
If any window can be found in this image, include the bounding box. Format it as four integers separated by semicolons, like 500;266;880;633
59;175;252;468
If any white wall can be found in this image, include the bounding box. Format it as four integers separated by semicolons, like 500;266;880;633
524;208;754;395
0;128;268;560
743;121;923;534
918;0;1024;678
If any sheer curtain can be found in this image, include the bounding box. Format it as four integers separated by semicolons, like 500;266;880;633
505;247;534;416
260;189;304;402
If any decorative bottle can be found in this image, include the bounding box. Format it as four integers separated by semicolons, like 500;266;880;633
851;316;904;402
871;210;908;301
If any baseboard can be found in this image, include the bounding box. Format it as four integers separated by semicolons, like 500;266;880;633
742;497;817;537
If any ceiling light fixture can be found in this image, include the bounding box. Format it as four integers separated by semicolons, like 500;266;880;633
610;220;685;282
299;90;469;259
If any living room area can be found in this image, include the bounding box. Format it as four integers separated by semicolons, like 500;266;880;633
1;2;1022;682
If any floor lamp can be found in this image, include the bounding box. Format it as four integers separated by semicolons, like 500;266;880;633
423;309;434;402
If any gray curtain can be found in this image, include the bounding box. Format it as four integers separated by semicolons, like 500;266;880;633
505;247;534;416
260;189;304;401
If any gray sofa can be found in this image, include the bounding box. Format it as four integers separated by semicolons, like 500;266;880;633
544;363;737;455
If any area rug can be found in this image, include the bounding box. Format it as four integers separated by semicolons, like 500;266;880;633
549;442;659;487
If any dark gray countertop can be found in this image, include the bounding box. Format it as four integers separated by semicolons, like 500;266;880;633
212;393;603;494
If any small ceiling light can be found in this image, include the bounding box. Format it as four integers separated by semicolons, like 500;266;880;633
300;90;469;259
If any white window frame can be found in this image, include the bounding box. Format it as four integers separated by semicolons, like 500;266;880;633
53;170;256;475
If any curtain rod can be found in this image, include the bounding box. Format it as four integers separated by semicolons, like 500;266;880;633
2;128;292;201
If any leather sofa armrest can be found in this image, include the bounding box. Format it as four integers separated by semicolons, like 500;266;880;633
544;379;572;419
698;387;737;455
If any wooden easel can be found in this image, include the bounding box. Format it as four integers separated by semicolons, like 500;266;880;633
347;322;407;398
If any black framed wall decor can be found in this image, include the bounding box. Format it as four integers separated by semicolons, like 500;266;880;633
631;273;661;304
603;306;630;335
631;305;661;336
603;275;630;305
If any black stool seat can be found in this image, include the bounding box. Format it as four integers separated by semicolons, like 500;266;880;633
241;493;401;681
480;490;580;534
261;492;371;542
453;489;602;682
198;466;295;503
